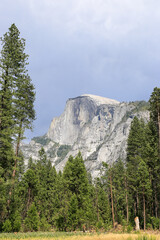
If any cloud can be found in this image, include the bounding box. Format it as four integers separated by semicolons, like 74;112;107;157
1;0;160;139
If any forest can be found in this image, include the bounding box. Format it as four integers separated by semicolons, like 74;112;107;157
1;24;160;233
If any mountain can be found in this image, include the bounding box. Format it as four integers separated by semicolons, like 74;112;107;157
21;94;149;178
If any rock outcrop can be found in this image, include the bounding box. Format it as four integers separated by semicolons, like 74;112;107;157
21;94;149;178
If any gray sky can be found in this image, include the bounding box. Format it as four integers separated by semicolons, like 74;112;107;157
0;0;160;140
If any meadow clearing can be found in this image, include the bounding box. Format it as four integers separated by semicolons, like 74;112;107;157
0;232;160;240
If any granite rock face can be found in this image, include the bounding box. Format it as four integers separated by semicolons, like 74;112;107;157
21;94;149;178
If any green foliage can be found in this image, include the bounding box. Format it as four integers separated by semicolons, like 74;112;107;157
137;236;156;240
63;152;96;229
96;220;104;229
2;219;12;232
150;217;160;230
12;211;21;232
24;203;39;231
57;145;72;159
149;87;160;125
39;216;51;231
126;224;133;233
32;136;51;146
67;194;78;231
0;24;35;227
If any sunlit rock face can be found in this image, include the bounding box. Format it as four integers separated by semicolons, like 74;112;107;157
22;94;149;178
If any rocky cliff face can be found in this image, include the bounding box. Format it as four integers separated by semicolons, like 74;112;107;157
21;94;149;178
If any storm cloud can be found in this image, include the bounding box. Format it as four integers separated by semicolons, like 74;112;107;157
0;0;159;139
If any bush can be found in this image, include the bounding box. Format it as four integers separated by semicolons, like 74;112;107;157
2;219;12;232
104;221;112;231
12;211;21;232
96;220;104;229
146;223;153;230
39;216;51;231
57;145;71;159
151;217;160;230
127;224;133;233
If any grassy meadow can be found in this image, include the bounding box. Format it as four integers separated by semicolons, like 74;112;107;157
0;232;160;240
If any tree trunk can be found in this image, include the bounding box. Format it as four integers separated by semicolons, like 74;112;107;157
155;191;158;218
27;187;31;211
136;192;139;215
12;120;22;178
125;176;129;223
135;216;140;231
110;174;115;228
134;201;137;216
143;189;146;230
96;187;99;222
8;120;23;208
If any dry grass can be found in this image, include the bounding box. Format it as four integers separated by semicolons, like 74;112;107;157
0;232;160;240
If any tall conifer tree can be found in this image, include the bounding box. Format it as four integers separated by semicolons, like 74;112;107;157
0;23;35;179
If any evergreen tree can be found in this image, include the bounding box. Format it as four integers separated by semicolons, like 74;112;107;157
149;87;160;155
112;159;128;224
63;152;95;230
24;202;39;231
0;167;7;230
94;177;111;226
102;162;115;228
68;194;79;230
0;23;35;179
149;87;160;218
145;121;159;218
54;172;70;231
126;117;146;218
137;158;152;230
0;24;35;218
35;148;57;225
18;168;38;217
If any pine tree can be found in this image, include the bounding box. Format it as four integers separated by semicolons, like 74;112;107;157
0;27;14;178
112;159;128;224
0;23;35;179
149;87;160;156
94;177;111;226
102;162;115;228
0;24;35;216
0;167;7;230
146;88;160;219
18;168;38;217
137;158;152;230
35;148;57;225
126;117;146;218
63;152;95;230
24;202;39;231
145;121;159;218
68;194;79;231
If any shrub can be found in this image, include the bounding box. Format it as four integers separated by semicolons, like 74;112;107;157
12;211;21;232
146;223;152;230
96;220;104;229
122;219;127;232
39;216;51;231
2;219;12;232
57;145;71;159
151;217;160;230
127;224;133;233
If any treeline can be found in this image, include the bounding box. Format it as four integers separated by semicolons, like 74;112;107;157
1;88;160;232
1;24;160;233
0;150;109;232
